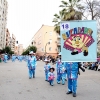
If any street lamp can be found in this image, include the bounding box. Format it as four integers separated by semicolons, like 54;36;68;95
44;41;50;56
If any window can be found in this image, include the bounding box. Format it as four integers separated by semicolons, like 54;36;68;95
49;31;52;35
49;39;52;43
49;47;52;51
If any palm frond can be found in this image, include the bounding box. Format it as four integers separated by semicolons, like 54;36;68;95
69;0;72;3
54;26;60;34
61;1;68;5
52;18;58;23
54;14;60;19
64;10;75;20
59;5;65;7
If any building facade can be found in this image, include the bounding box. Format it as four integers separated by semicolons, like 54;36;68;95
25;37;34;50
0;0;8;49
11;34;16;52
57;33;61;53
15;44;23;55
18;44;23;55
5;28;11;47
29;25;59;57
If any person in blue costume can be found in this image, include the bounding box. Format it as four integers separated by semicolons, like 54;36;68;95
25;55;28;61
56;52;67;84
12;55;16;62
27;51;37;79
65;62;85;97
48;67;55;86
19;55;22;62
4;53;8;63
60;63;67;85
44;59;51;81
56;57;62;84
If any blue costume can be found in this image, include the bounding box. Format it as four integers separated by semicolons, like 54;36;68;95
27;51;37;79
56;59;62;84
44;63;51;81
48;71;55;86
60;63;66;85
12;55;16;62
19;56;22;62
4;54;8;63
25;55;29;62
65;62;79;97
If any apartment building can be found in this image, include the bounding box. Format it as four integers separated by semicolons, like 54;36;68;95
0;0;8;49
14;44;23;55
29;25;60;57
14;46;18;55
5;28;11;47
11;34;16;52
18;44;23;55
26;37;34;49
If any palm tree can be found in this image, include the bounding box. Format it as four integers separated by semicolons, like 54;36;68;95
52;0;83;34
52;9;66;34
59;0;83;20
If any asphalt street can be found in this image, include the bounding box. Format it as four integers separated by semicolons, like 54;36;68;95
0;60;100;100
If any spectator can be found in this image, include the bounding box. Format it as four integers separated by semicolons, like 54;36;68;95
91;62;95;70
93;62;98;71
98;62;100;71
51;56;55;65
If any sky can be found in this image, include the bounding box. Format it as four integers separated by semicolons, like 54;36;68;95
7;0;61;48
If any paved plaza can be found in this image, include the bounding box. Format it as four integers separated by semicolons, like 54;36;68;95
0;60;100;100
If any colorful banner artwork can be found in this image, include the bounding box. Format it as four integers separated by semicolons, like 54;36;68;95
60;20;97;62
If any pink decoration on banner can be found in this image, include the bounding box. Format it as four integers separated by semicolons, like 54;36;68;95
66;39;72;45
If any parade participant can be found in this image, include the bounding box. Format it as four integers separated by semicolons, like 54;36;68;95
19;55;22;62
25;55;28;61
12;55;16;62
98;62;100;71
56;57;62;84
44;59;51;81
65;62;85;97
56;52;67;84
61;63;67;85
27;51;37;79
48;67;55;86
4;53;8;63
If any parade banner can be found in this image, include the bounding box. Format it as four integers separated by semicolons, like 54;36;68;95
60;20;97;62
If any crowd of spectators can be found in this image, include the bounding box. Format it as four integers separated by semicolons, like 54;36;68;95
83;62;100;71
36;55;58;65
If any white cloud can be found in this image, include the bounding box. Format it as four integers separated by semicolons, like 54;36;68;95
7;0;61;48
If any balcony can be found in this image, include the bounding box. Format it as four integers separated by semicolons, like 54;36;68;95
57;41;61;46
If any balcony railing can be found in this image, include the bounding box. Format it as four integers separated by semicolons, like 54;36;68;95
57;41;61;46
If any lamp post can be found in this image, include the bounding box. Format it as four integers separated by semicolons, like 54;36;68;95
44;41;50;56
16;41;18;55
